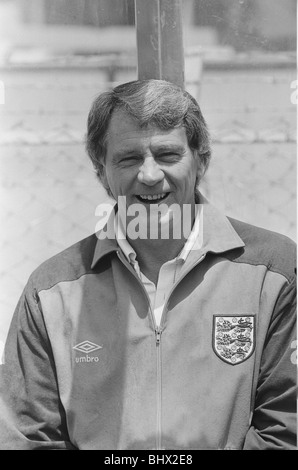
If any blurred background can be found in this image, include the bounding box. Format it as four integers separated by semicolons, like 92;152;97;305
0;0;296;348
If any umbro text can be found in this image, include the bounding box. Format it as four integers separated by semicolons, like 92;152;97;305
75;355;99;363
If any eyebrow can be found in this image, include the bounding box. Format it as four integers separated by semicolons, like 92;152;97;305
152;144;185;154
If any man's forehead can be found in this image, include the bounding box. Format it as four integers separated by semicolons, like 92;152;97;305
106;109;188;145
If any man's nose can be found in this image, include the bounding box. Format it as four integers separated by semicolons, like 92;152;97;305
137;157;164;186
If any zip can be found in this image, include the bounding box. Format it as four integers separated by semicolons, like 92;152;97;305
116;251;165;449
116;250;206;450
154;254;207;450
155;328;162;345
155;327;162;450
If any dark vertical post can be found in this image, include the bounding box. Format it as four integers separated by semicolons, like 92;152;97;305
135;0;161;81
134;0;185;88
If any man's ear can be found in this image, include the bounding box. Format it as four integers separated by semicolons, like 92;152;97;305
193;150;207;182
96;164;111;196
97;163;109;190
100;164;109;189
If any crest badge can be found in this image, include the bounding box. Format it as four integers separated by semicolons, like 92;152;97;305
213;315;255;365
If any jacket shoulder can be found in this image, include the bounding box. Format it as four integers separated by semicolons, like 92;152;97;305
27;233;98;293
227;217;296;283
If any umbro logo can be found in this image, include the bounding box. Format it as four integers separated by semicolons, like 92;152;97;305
73;340;102;354
73;340;102;364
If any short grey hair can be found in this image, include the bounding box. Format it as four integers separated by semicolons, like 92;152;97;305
86;79;211;196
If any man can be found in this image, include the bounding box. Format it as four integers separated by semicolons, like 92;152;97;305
0;80;296;450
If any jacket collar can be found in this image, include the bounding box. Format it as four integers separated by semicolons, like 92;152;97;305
198;193;245;255
91;205;119;268
91;193;245;269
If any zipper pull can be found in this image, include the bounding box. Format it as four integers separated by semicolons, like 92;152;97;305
155;328;162;345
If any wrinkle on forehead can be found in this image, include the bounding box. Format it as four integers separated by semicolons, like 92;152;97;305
107;109;186;138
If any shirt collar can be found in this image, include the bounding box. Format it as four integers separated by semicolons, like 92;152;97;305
178;203;202;261
114;211;137;266
91;193;245;269
114;203;202;267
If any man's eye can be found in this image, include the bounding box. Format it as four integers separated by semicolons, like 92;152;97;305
119;156;140;165
159;153;180;162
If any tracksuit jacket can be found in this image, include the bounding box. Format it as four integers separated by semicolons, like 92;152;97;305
0;199;296;450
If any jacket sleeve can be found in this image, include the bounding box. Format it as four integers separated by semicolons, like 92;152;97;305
0;278;76;450
243;276;297;450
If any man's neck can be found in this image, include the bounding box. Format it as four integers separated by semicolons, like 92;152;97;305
127;236;187;285
120;199;198;285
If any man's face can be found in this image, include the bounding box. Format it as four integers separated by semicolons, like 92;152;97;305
103;110;200;227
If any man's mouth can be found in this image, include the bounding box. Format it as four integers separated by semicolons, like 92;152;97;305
135;192;170;203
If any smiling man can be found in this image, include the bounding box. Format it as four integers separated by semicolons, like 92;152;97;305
102;107;201;285
0;80;296;450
